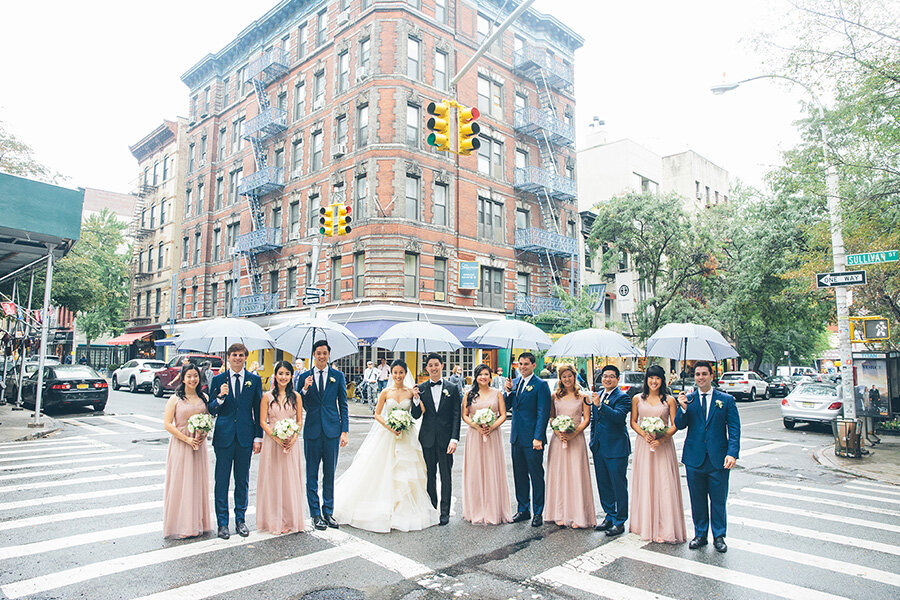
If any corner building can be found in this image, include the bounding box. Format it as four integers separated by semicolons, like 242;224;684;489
178;0;582;376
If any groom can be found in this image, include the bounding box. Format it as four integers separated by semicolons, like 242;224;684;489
675;360;741;553
411;352;461;526
300;340;349;530
207;343;263;540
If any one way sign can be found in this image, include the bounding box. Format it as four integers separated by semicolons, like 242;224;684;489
816;270;867;288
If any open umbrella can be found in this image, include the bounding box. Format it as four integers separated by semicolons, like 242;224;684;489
468;319;552;383
645;322;739;398
546;328;643;390
175;317;275;354
374;321;462;380
268;317;359;362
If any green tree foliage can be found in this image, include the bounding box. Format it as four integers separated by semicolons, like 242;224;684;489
527;285;603;335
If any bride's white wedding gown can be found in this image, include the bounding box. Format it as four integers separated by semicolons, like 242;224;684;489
332;397;439;532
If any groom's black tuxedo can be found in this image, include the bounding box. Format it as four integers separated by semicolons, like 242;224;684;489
411;378;461;519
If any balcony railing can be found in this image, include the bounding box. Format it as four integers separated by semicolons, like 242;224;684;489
238;166;284;196
243;107;287;141
515;295;564;316
232;293;280;317
514;166;577;201
247;48;290;86
232;227;282;254
514;228;577;256
514;107;575;147
513;46;574;91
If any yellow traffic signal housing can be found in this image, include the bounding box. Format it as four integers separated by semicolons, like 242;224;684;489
457;105;481;155
426;100;452;151
319;205;335;237
336;204;353;236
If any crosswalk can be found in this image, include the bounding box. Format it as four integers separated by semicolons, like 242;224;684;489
0;432;897;600
60;413;165;435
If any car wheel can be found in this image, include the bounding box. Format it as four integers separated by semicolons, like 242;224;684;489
111;376;119;391
130;377;138;393
94;402;106;412
749;388;757;402
152;378;164;398
764;389;770;400
783;419;795;429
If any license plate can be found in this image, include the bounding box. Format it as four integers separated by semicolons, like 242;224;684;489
802;402;814;408
727;383;734;387
77;383;89;389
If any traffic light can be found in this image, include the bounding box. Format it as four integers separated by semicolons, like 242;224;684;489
426;100;451;151
336;204;352;236
319;205;335;237
457;105;481;155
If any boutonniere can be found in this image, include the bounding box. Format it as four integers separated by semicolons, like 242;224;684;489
329;376;336;383
715;399;723;409
604;396;610;405
244;381;252;388
526;385;533;392
443;389;450;397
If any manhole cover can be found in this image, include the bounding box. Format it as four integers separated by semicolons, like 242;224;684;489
298;589;364;600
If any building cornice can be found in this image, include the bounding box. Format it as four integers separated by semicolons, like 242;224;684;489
129;121;178;161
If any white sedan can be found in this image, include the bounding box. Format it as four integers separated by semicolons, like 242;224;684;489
112;359;167;393
781;382;843;429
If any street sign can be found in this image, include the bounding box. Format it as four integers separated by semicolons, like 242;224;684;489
302;296;321;306
851;317;890;342
816;270;867;288
304;287;326;297
847;250;898;267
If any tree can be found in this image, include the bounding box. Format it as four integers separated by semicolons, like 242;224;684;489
0;121;65;184
526;285;604;335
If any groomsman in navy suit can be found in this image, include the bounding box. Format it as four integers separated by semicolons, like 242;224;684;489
675;360;741;553
299;340;349;531
588;365;631;537
207;343;263;539
504;352;551;527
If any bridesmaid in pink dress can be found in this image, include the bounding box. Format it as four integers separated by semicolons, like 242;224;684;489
545;364;596;528
163;364;213;539
462;364;512;525
256;361;305;534
629;365;686;543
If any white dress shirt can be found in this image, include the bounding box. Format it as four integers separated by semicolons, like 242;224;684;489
314;366;329;392
218;368;246;404
518;373;534;394
413;378;458;445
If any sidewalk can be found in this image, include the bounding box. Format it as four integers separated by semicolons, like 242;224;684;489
348;399;375;419
815;436;900;485
0;403;62;442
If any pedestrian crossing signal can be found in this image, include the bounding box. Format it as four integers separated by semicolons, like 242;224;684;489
319;206;335;237
426;101;451;151
457;105;481;155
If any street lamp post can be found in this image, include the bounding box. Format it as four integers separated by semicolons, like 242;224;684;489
712;75;856;420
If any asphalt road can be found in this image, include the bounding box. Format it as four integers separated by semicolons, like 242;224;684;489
0;388;897;599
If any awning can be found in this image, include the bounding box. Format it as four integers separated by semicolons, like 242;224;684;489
106;332;152;346
343;320;496;348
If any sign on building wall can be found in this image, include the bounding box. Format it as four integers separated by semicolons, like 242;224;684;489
458;261;480;290
585;283;607;312
614;272;635;313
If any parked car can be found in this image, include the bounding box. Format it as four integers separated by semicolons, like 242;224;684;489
152;353;223;397
718;371;768;401
669;377;695;396
3;356;61;401
111;359;167;393
618;371;645;397
19;365;108;412
765;375;792;398
781;382;843;429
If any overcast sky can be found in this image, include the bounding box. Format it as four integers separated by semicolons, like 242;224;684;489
1;0;805;193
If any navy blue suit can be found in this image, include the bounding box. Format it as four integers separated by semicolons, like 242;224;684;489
589;386;631;527
299;366;349;517
675;388;741;539
505;374;551;515
207;369;263;528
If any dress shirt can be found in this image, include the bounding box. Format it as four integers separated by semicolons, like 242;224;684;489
681;387;714;419
314;366;329;392
517;373;534;394
218;368;246;404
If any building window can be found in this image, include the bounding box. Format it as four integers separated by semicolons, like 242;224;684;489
355;174;367;218
517;272;529;296
566;163;575;180
477;136;503;178
135;292;141;317
145;291;151;317
188;144;195;172
515;149;528;170
226;223;238;253
210;283;218;316
331;256;341;300
269;270;279;297
479;267;504;309
359;38;370;70
316;10;328;46
404;253;419;298
433;182;448;226
147;246;154;271
152;162;159;185
308;194;320;231
618;251;629;272
335;115;348;146
406;103;419;146
213;228;221;261
149;205;155;229
515;92;527;110
162;155;170;180
160;199;167;224
197;182;204;212
224;281;233;317
287;267;297;305
233;118;245;151
194;232;201;264
476;14;501;54
311;130;324;171
477;75;502;119
274;146;285;170
191;285;198;316
214;177;224;210
157;242;164;269
314;72;326;110
477;196;504;241
297;25;307;59
294;80;306;120
356;104;368;147
353;252;364;298
185;187;193;216
435;0;446;23
199;135;207;165
338;51;349;93
229;169;242;204
516;207;529;230
584;246;593;271
222;77;230;107
137;250;144;273
434;50;447;90
182;237;189;264
291;138;303;178
434;258;447;301
218;127;226;160
405;175;419;220
236;65;247;95
155;288;162;316
407;37;420;79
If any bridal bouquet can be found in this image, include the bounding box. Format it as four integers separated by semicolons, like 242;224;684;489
272;418;300;453
386;408;414;434
472;407;497;442
551;415;576;448
186;413;214;442
639;416;667;452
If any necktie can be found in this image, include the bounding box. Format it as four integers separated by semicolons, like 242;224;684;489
601;391;608;404
318;370;325;393
517;379;524;396
234;373;241;399
701;393;708;419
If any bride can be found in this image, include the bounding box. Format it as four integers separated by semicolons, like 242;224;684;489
332;359;439;532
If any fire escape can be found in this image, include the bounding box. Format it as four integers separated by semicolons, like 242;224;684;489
512;45;578;316
128;182;156;325
231;48;289;317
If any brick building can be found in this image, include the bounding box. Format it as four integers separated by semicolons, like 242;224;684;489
177;0;582;376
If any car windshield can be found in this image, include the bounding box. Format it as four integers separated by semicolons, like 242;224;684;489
796;384;837;397
720;373;744;380
622;373;643;384
53;366;101;379
143;361;166;369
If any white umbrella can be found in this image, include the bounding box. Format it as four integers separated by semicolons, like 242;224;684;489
374;321;462;379
546;328;643;390
645;322;739;363
268;317;359;362
175;318;275;354
469;319;553;382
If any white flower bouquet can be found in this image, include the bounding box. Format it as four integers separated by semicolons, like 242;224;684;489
472;407;497;442
551;415;576;448
639;416;667;452
272;418;300;453
187;413;213;435
386;408;414;434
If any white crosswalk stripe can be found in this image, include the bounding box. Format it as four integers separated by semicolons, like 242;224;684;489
98;415;160;432
0;467;166;493
731;497;900;534
0;459;161;481
0;501;163;532
0;452;143;471
0;483;164;511
0;447;125;464
742;487;900;517
0;441;105;456
60;418;117;435
757;480;900;504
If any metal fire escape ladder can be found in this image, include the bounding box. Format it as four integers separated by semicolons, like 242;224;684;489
534;68;564;297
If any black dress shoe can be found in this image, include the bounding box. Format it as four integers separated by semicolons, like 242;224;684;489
689;536;708;549
235;521;250;537
606;524;625;537
594;519;613;532
217;526;230;540
714;536;727;553
313;516;327;530
439;514;450;526
531;515;543;527
323;514;339;529
511;511;531;523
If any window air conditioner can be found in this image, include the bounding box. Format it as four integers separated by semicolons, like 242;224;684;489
337;11;350;26
333;144;348;158
356;66;369;82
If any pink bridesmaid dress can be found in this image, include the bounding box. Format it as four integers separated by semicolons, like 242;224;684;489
545;393;596;528
163;399;213;538
462;389;512;525
629;398;686;543
256;398;305;534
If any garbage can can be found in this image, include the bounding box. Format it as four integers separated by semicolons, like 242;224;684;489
832;418;862;458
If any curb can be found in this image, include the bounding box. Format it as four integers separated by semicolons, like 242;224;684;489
813;444;898;485
12;424;62;442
